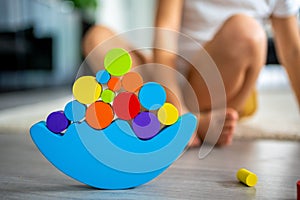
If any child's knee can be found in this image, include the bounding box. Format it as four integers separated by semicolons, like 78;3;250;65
221;14;267;59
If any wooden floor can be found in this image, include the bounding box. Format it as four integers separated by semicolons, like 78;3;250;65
0;131;299;200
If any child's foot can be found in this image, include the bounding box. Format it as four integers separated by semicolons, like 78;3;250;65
188;108;239;147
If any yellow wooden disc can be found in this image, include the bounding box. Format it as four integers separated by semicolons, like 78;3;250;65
72;76;102;104
157;103;179;125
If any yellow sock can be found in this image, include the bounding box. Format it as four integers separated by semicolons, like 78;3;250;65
240;90;258;118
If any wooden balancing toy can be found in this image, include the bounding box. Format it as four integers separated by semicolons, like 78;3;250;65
30;48;197;189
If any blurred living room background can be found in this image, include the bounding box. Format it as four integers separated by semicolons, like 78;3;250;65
0;0;82;92
0;0;299;93
0;0;156;93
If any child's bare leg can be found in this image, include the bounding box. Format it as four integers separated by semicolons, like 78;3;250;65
189;14;267;146
270;16;300;109
82;25;148;73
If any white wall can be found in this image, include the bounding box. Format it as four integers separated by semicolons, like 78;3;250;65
96;0;157;32
95;0;157;50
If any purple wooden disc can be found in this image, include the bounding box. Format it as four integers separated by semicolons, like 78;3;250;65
46;111;70;134
132;112;160;140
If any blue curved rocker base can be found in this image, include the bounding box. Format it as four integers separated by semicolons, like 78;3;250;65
30;113;197;189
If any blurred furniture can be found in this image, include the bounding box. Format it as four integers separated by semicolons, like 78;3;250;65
0;0;81;92
0;28;52;72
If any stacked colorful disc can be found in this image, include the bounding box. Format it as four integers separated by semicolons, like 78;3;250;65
45;48;179;140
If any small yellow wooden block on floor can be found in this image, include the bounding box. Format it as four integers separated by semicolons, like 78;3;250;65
72;76;102;104
236;168;258;187
157;103;179;125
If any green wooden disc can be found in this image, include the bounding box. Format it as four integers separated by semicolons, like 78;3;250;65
104;48;132;76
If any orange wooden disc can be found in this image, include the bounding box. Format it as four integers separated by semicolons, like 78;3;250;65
121;72;143;92
107;77;121;92
85;101;114;129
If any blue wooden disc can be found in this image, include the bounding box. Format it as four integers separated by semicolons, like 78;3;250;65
138;82;166;110
96;70;111;84
64;100;86;122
